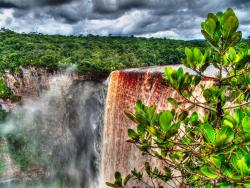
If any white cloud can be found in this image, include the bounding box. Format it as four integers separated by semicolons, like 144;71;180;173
0;9;14;28
136;31;179;39
80;10;150;35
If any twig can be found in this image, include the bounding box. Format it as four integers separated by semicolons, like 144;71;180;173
178;90;217;113
223;101;250;109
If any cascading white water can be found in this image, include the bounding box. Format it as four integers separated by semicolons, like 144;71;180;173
0;74;106;188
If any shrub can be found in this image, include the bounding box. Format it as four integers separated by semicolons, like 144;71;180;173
107;8;250;187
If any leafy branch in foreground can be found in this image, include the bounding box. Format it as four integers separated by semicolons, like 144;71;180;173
107;8;250;187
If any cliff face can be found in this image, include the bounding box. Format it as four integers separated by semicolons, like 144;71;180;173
3;66;107;97
101;66;213;187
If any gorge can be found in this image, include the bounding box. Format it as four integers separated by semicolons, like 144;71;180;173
0;66;212;188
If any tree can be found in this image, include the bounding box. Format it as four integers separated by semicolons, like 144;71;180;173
107;8;250;187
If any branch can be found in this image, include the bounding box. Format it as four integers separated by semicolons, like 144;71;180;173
192;68;218;81
221;69;250;82
231;89;248;104
223;101;250;110
178;91;217;113
190;92;208;105
221;74;239;82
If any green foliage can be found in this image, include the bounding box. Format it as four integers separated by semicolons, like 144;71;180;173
0;80;20;101
0;30;207;75
106;172;132;188
107;8;250;187
6;133;33;171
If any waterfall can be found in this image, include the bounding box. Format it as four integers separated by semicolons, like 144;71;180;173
101;67;215;187
0;74;107;188
0;66;208;188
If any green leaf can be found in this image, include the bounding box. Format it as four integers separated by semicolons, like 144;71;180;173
242;116;250;134
179;73;192;91
176;67;184;84
184;48;194;68
178;111;188;121
146;105;157;124
222;15;239;39
244;183;250;188
124;111;137;123
128;129;138;139
204;184;212;188
123;175;131;186
164;67;174;80
228;47;236;61
192;75;201;86
237;158;250;177
167;97;179;106
135;100;144;111
210;155;224;168
215;127;234;147
201;30;218;48
200;166;218;179
221;8;236;25
189;112;199;124
222;115;236;128
234;108;244;125
223;168;234;179
230;153;240;172
167;122;181;138
147;126;158;136
221;8;238;38
222;119;234;128
105;182;119;188
145;162;151;176
204;18;217;36
227;31;242;48
114;172;122;186
164;67;179;88
193;48;202;62
185;47;193;58
200;123;215;143
217;183;233;188
159;110;173;132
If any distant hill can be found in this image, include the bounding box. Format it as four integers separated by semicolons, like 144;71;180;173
0;29;248;74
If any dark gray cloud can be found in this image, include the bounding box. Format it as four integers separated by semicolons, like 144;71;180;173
0;0;249;39
0;0;78;8
0;2;18;8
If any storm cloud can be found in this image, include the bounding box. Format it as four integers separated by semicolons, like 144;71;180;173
0;0;77;8
0;0;249;39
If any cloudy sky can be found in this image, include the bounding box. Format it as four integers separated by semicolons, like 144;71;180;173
0;0;249;39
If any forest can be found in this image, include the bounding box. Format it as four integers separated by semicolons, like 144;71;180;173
0;29;249;74
0;29;208;74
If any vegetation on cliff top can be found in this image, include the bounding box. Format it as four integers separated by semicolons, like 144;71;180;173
107;8;250;187
0;29;249;75
0;29;206;74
